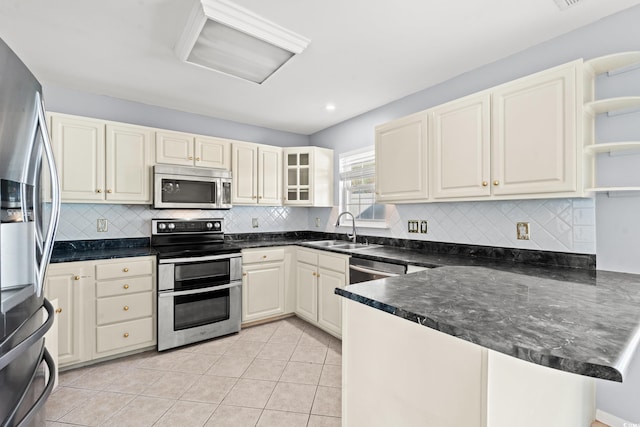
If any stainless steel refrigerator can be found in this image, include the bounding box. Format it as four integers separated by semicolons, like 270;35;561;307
0;36;61;426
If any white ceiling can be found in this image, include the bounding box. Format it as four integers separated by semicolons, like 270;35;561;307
1;0;639;135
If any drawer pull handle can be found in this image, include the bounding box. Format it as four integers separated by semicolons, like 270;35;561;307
74;275;80;281
123;333;129;338
123;306;129;311
123;268;129;273
55;308;62;314
123;284;129;289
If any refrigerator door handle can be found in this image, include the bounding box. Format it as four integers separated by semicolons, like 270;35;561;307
2;345;55;427
0;299;54;372
34;92;61;297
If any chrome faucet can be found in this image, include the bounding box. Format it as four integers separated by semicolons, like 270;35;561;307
335;211;357;243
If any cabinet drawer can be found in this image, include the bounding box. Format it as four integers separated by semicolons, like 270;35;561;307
96;317;153;354
96;276;153;298
96;292;153;325
243;248;285;264
297;249;318;265
318;253;348;273
95;258;153;280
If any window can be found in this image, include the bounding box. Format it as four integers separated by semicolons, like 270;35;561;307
339;148;386;227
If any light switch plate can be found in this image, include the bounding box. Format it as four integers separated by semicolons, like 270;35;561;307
516;222;530;240
420;220;428;234
408;220;419;233
97;218;108;232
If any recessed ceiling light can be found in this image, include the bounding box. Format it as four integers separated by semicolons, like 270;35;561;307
175;0;310;84
326;104;336;111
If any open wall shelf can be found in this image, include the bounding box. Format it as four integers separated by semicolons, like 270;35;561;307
585;96;640;116
585;142;640;155
584;51;640;75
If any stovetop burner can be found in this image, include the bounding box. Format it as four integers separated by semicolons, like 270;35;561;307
151;218;241;259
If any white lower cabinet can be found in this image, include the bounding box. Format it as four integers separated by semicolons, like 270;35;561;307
44;256;156;369
241;248;286;323
45;261;94;368
296;248;348;338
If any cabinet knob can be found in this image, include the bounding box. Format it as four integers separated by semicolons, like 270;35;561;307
55;308;63;314
123;333;129;338
107;189;113;194
252;196;257;199
188;156;193;160
123;268;129;273
123;306;129;311
74;275;80;281
242;272;247;277
96;189;102;193
123;284;129;289
262;255;267;259
258;196;262;200
312;272;317;276
482;181;488;187
493;180;500;186
196;157;200;161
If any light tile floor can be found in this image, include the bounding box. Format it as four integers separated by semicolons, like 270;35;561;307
45;317;342;427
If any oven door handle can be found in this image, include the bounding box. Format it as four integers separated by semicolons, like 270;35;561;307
158;253;241;264
158;281;241;298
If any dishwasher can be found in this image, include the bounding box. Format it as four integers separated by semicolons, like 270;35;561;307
349;257;408;284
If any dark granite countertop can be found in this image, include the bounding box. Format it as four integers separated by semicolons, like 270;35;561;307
337;265;640;382
50;238;156;263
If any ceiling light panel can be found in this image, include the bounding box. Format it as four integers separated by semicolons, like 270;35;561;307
176;0;310;84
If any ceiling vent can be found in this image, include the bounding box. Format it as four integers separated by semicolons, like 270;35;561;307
553;0;584;11
175;0;310;84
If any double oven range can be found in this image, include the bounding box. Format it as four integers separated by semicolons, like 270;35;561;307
151;219;242;351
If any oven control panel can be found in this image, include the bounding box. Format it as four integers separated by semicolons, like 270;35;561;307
152;219;223;234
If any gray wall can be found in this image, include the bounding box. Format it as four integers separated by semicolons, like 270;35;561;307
43;84;310;147
310;4;640;423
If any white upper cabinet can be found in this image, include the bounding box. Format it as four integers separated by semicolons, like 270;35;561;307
50;114;155;204
375;112;429;203
430;93;491;199
283;147;334;207
378;59;585;203
156;130;231;170
232;142;282;205
106;124;154;203
50;114;106;202
491;61;580;197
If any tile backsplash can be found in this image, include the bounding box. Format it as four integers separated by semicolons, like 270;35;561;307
54;197;596;254
310;198;596;254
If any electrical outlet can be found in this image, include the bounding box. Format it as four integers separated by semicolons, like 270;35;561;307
97;218;108;232
516;222;530;240
252;218;259;228
315;217;320;227
408;220;419;233
420;220;428;234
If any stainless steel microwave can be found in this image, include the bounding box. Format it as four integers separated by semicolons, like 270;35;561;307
153;165;232;209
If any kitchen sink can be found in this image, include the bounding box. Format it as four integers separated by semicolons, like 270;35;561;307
306;240;343;247
306;240;379;251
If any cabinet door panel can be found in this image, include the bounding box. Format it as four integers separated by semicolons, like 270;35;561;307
232;143;258;204
155;131;193;166
195;136;231;169
317;268;345;337
295;262;318;322
242;262;285;322
375;113;429;202
106;124;153;202
492;63;577;196
258;146;282;205
431;94;491;199
50;115;105;201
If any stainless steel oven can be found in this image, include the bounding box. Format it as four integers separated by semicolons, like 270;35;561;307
153;165;232;209
152;219;242;351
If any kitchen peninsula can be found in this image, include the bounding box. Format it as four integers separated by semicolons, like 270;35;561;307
337;265;640;427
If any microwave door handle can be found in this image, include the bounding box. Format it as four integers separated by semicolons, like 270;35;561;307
34;92;61;297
